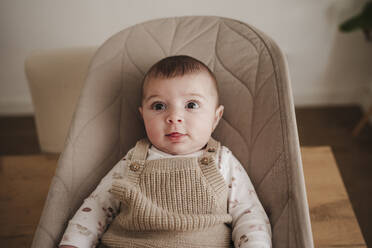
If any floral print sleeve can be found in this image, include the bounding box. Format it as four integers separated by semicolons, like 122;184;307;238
59;150;133;248
219;147;272;248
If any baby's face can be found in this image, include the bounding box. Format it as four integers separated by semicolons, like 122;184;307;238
139;72;224;155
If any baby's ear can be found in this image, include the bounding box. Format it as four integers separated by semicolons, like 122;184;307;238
138;107;143;119
212;105;224;131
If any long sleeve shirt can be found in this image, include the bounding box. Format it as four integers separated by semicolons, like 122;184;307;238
59;145;272;248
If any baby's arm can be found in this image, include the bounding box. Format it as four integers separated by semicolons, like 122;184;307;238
59;152;131;248
222;148;272;248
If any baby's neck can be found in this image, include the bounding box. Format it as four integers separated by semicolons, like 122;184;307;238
150;145;204;157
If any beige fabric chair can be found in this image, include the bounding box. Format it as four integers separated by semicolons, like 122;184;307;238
31;16;314;247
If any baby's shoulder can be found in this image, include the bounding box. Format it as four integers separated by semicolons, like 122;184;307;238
219;145;233;160
218;145;243;168
119;147;136;161
217;145;235;169
220;145;232;154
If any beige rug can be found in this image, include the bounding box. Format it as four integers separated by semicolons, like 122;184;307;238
0;147;366;247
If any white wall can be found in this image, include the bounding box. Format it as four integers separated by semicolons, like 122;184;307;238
1;0;372;115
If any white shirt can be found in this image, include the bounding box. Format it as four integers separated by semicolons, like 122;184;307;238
59;145;272;248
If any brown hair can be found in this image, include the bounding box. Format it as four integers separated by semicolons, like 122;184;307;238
141;55;219;105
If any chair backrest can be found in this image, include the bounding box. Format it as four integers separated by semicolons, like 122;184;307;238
32;16;313;248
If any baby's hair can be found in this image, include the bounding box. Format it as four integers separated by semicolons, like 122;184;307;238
141;55;220;105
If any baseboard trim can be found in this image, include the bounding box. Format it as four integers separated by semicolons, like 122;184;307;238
0;99;34;116
360;85;372;124
293;92;361;107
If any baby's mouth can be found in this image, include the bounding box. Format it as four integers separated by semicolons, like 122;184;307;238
166;132;185;138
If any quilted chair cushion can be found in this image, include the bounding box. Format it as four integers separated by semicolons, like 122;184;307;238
32;16;313;248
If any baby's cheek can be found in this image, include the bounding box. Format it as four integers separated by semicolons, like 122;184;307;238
144;118;164;143
189;117;215;145
193;114;215;131
144;117;161;132
145;125;159;140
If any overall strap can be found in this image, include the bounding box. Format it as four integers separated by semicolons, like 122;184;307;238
198;137;227;213
131;138;150;161
125;138;150;185
200;137;220;167
202;137;220;158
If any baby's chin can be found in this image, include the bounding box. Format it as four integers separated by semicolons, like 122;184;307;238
154;144;204;156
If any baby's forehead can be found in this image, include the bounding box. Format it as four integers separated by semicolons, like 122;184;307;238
143;71;217;93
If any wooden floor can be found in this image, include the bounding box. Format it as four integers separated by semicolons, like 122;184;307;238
1;105;372;246
296;106;372;247
0;154;58;247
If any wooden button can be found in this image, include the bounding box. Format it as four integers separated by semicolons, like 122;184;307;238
200;157;209;165
208;147;216;153
129;162;140;171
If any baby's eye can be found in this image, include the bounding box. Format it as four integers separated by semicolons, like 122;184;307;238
151;102;166;111
186;101;199;109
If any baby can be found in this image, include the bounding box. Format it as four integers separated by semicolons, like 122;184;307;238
59;55;272;248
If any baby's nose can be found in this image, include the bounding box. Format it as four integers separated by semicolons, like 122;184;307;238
166;114;183;124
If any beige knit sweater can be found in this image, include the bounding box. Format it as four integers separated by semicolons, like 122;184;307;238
100;138;233;248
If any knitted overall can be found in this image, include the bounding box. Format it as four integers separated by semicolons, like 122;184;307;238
101;138;233;248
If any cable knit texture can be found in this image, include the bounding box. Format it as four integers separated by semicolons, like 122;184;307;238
101;138;233;247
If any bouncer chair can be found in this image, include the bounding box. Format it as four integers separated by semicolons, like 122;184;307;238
31;16;314;248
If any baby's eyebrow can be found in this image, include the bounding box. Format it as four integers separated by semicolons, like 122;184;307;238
143;94;161;103
186;93;206;100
